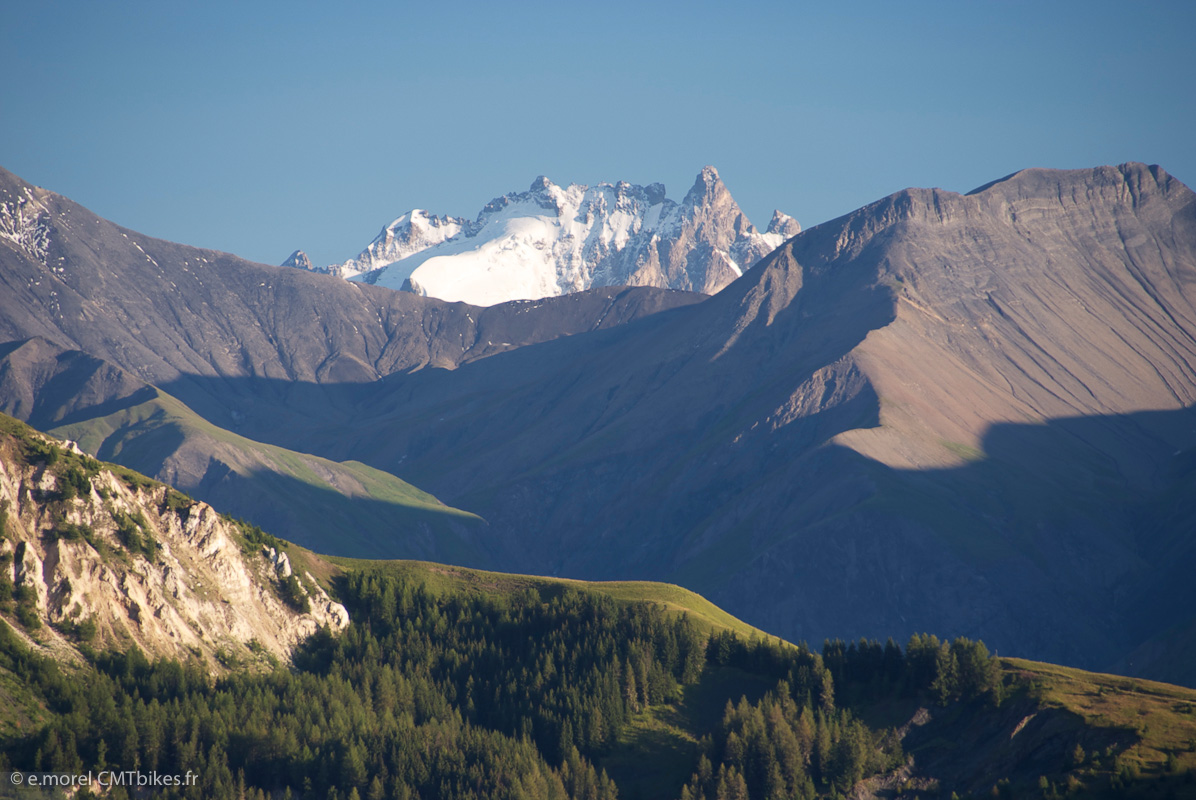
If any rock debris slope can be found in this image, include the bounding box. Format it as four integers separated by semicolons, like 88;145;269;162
829;165;1196;471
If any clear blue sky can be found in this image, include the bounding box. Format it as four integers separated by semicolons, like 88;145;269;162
3;1;1193;268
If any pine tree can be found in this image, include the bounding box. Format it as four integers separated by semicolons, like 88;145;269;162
819;669;835;714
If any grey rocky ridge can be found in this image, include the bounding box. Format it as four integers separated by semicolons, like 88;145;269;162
281;249;314;271
1;162;1195;687
284;166;799;306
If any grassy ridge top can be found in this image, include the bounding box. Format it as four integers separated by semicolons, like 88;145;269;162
325;557;778;642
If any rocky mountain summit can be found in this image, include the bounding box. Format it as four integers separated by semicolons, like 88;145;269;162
281;249;314;271
289;167;798;305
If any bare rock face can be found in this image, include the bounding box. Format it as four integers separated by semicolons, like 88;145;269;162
0;422;348;669
620;166;782;295
0;192;50;265
263;544;292;578
281;249;315;271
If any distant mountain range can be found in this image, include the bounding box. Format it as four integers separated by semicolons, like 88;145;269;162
1;162;1194;688
283;167;799;305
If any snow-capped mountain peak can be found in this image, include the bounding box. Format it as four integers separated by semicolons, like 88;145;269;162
325;209;473;280
284;168;796;306
766;210;802;239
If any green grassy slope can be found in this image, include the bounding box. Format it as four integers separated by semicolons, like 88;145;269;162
326;557;777;641
891;657;1196;798
48;390;486;560
1004;658;1196;787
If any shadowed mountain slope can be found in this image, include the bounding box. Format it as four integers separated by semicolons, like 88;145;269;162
0;337;486;560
